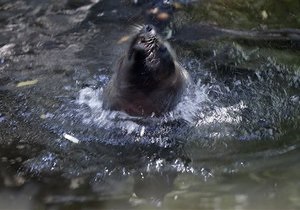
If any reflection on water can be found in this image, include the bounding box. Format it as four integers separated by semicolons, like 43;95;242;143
0;0;300;209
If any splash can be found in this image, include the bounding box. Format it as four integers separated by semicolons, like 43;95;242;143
76;87;142;135
76;82;210;136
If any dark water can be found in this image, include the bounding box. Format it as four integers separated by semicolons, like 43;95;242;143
0;0;300;209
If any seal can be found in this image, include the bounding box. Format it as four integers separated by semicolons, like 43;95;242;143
103;24;190;116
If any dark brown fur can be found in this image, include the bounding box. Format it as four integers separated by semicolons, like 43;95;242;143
103;25;189;116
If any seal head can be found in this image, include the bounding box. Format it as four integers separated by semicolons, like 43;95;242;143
103;24;189;116
127;25;175;89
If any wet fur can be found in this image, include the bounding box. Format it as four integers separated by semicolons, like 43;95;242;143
103;25;189;116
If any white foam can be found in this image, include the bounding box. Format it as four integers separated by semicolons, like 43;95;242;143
196;101;246;127
173;84;208;124
75;83;247;139
76;87;142;133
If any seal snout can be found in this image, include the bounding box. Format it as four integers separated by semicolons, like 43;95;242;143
138;25;157;41
131;25;159;59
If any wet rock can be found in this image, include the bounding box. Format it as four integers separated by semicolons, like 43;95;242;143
83;1;143;25
0;76;10;86
52;68;68;75
0;43;15;58
22;152;63;176
0;11;11;24
66;0;93;9
186;0;300;29
38;40;62;50
0;33;10;47
0;0;10;7
36;14;81;35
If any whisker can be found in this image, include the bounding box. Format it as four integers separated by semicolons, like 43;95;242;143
130;24;144;33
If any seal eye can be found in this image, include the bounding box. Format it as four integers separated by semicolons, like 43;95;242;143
145;25;153;32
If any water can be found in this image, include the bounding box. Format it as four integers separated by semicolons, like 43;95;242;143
0;0;300;209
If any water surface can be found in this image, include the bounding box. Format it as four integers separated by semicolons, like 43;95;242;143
0;0;299;209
